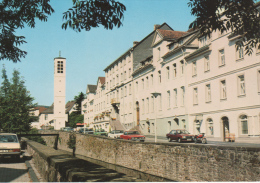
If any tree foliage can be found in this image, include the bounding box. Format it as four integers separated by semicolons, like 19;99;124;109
189;0;260;55
62;0;126;32
0;66;36;133
68;111;84;128
0;0;54;63
0;0;125;63
74;91;85;114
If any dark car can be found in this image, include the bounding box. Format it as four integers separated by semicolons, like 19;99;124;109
166;129;194;143
79;128;94;134
120;131;145;142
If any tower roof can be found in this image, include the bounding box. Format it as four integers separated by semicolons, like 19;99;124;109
54;56;66;59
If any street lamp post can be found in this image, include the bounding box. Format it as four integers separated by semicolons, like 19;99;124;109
151;92;161;142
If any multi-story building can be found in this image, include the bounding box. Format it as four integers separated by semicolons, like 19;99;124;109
185;29;260;141
82;22;260;141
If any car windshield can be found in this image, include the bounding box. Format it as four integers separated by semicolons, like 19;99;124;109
127;131;140;135
115;130;123;133
0;135;18;143
177;130;190;134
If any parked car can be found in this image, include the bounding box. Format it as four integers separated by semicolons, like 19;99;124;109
62;127;74;132
78;128;94;134
108;130;124;138
94;129;108;136
166;129;195;143
0;133;21;160
120;131;145;142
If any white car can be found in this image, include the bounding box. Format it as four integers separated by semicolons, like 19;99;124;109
0;133;21;160
108;130;124;139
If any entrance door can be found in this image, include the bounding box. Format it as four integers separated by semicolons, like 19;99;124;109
222;116;229;141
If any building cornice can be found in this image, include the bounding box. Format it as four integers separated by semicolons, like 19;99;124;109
190;105;260;116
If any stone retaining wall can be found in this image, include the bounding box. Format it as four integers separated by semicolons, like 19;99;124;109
40;131;260;182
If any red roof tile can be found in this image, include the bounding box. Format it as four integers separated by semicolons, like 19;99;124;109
157;29;187;40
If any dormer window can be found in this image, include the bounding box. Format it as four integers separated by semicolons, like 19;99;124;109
199;36;209;47
57;61;63;73
179;39;183;45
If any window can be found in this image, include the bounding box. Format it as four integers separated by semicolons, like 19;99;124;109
146;98;149;113
192;61;197;76
57;61;63;73
199;36;208;47
258;70;260;93
125;86;127;97
151;96;154;112
129;68;131;77
236;45;244;60
146;77;149;89
193;88;198;105
238;75;245;96
151;74;153;86
158;70;161;83
219;49;225;66
159;94;162;110
142;78;144;89
142;99;145;114
136;81;138;92
167;90;171;108
124;71;127;80
207;118;214;136
240;115;248;134
129;84;132;95
220;80;227;99
121;88;123;98
166;66;170;79
180;60;184;75
173;88;177;107
204;55;210;72
173;63;177;78
157;47;161;60
181;86;185;106
45;114;48;120
205;84;211;102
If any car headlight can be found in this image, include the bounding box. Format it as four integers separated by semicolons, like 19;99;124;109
182;136;186;139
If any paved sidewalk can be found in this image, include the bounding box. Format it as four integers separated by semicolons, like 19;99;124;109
0;157;31;182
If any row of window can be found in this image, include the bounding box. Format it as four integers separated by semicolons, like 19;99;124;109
107;68;132;89
193;74;248;105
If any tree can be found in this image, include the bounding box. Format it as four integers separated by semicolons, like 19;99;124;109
68;112;84;128
189;0;260;55
0;0;126;63
74;92;85;114
0;66;36;133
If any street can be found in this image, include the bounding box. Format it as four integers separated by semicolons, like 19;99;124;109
0;151;39;182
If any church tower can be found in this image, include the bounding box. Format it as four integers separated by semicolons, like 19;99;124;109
53;53;66;130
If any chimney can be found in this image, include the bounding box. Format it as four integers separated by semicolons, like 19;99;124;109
133;41;139;47
154;24;160;30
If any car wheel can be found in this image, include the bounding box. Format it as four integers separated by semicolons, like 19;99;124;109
178;138;182;143
168;138;172;142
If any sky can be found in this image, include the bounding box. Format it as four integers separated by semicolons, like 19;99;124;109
0;0;195;106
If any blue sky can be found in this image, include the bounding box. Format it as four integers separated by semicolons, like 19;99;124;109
0;0;195;106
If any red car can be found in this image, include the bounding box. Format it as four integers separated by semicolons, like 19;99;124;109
120;131;145;142
166;129;195;143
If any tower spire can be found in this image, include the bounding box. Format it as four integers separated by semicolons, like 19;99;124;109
59;51;61;57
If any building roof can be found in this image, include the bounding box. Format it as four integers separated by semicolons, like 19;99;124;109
35;106;49;114
157;29;187;40
41;104;54;114
86;85;97;94
65;101;76;113
98;77;105;85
